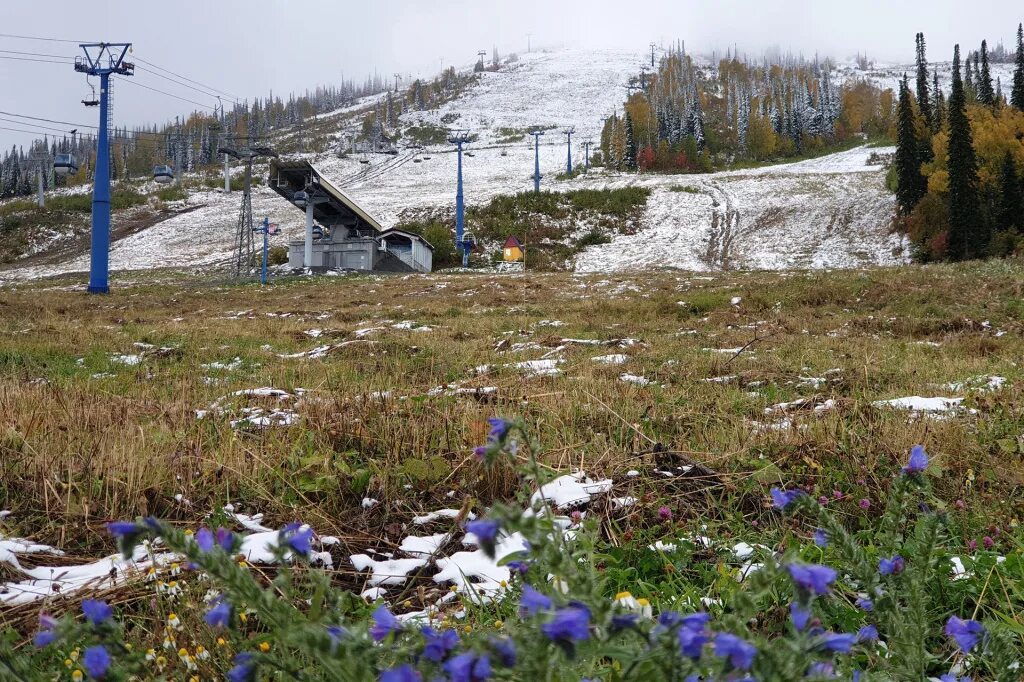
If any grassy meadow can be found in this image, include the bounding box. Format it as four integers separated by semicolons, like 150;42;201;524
1;261;1023;659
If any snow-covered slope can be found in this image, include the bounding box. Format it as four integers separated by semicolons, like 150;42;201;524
1;48;910;281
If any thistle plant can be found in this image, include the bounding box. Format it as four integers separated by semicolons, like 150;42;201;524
5;425;1022;681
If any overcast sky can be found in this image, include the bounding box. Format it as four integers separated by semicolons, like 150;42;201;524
1;0;1021;150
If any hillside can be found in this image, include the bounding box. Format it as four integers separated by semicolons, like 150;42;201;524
0;47;909;281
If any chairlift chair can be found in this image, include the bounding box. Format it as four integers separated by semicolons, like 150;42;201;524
53;154;78;177
460;232;477;251
81;76;99;107
152;165;175;184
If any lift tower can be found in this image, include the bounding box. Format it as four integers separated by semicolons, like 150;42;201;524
74;42;134;294
448;130;474;267
530;129;545;193
218;140;278;277
563;127;575;175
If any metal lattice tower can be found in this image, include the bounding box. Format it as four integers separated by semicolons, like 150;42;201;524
219;139;278;277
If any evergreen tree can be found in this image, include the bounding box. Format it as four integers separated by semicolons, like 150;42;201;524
964;56;976;102
624;111;638;170
946;45;984;259
977;40;995;107
894;77;928;214
915;33;934;130
1012;23;1024;111
933;69;946;129
997;151;1022;231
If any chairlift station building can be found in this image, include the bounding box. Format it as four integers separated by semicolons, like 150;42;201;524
270;160;433;273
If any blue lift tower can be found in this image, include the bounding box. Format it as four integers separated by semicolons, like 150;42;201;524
530;129;545;193
563;127;575;175
448;130;475;267
74;43;134;294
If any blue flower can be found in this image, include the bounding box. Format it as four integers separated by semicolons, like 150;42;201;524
903;444;929;475
216;527;236;551
370;605;402;642
288;527;314;556
656;611;709;634
81;599;113;626
489;636;517;667
33;629;58;648
519;585;553;616
196;527;215;553
541;607;591;643
444;652;491;682
379;665;420;682
878;556;905;576
816;632;857;653
857;625;879;642
814;529;828;548
205;600;232;629
82;645;110;679
770;488;802;510
421;626;460;662
506;560;530;574
677;622;709;659
790;602;812;631
807;661;835;677
227;652;256;682
787;563;838;596
327;625;347;652
611;613;640;632
465;519;500;544
487;417;511;441
939;674;971;682
713;632;757;670
855;597;874;612
945;616;985;653
106;521;141;538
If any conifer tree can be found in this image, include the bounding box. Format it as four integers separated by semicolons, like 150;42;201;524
624;111;638;170
894;76;928;214
964;56;976;102
977;40;995;107
997;151;1022;231
946;45;984;259
1012;23;1024;111
933;69;946;128
915;33;934;130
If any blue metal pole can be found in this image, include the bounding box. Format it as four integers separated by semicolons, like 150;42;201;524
566;131;573;175
585;142;591;172
88;72;111;294
533;134;541;193
261;217;269;285
456;141;467;267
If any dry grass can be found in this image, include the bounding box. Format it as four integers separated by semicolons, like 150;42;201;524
1;261;1023;560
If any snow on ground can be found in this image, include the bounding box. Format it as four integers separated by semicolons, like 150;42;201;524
2;48;910;282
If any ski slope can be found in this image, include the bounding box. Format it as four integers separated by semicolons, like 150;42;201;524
1;47;910;281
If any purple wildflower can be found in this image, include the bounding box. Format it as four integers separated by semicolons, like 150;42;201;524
611;613;640;632
858;498;871;510
770;488;802;510
813;529;828;548
227;653;256;682
658;506;673;521
489;636;517;667
519;585;553;616
857;625;879;642
465;519;500;544
205;600;232;629
983;536;994;550
216;527;236;551
506;560;530;574
196;527;215;552
33;629;58;648
945;616;985;653
82;645;111;679
106;521;140;538
81;599;112;626
817;632;857;653
541;607;590;643
713;632;757;670
421;626;460;662
787;563;838;596
903;444;929;475
379;665;420;682
878;556;905;576
370;605;402;642
855;597;874;612
790;602;812;631
443;652;491;682
677;622;709;659
487;417;511;441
